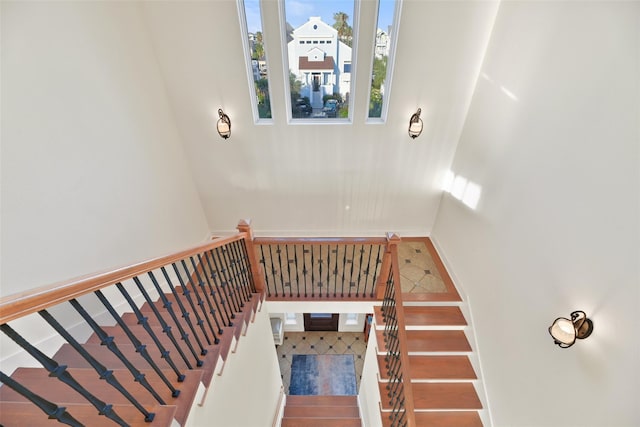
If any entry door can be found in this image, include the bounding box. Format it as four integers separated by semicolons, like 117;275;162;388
304;313;339;331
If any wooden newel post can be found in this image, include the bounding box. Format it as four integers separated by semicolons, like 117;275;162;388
375;232;401;300
237;219;265;293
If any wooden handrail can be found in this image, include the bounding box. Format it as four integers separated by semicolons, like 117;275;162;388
388;243;417;427
0;233;247;325
253;236;388;245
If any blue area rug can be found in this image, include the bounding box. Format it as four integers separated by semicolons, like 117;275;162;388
289;354;357;395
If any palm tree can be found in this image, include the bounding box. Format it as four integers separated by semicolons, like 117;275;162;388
333;11;353;47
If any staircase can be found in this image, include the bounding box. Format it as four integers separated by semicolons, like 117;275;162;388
0;285;263;427
281;395;362;427
374;302;485;427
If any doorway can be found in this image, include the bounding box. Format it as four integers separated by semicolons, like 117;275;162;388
303;313;339;331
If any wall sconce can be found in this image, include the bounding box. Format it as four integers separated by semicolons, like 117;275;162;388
548;310;593;348
408;108;423;139
217;108;231;139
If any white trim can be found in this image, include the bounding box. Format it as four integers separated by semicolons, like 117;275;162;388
237;0;274;124
280;0;360;124
365;0;403;123
430;235;494;427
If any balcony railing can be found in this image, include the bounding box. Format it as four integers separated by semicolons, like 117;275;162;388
254;237;388;300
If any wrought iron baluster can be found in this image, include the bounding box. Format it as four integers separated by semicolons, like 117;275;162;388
0;370;83;427
116;282;185;382
326;244;333;297
340;245;348;298
147;271;202;366
294;245;302;297
171;262;213;346
229;240;251;302
38;310;155;422
363;244;374;298
95;289;180;397
356;245;365;297
285;245;296;297
159;267;207;355
200;252;232;327
179;260;219;344
302;245;310;297
221;243;247;306
333;245;339;297
238;239;257;293
203;250;233;326
371;245;384;297
132;276;193;370
311;244;316;298
267;245;278;297
275;244;287;298
189;256;224;334
220;245;244;310
211;248;239;319
259;245;273;297
348;245;357;297
68;298;166;404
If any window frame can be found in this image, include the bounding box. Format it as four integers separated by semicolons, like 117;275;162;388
366;0;403;123
237;0;274;124
279;0;361;124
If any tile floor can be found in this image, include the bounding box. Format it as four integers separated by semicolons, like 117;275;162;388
398;240;447;293
276;332;368;394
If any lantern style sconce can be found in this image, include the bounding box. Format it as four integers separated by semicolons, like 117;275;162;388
408;108;423;139
548;310;593;348
217;108;231;139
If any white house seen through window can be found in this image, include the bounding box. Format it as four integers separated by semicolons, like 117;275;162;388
284;0;356;120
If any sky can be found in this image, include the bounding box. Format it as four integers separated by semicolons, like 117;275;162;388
244;0;395;35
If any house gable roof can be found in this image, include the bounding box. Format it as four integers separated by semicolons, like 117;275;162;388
299;56;335;70
293;17;337;38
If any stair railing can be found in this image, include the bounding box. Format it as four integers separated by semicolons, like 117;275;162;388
253;236;388;300
0;220;263;426
380;234;417;427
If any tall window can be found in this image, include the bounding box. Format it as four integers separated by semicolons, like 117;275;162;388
239;0;272;121
368;0;399;120
283;0;356;120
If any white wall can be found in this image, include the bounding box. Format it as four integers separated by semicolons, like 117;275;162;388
189;306;283;427
1;1;210;295
432;2;640;426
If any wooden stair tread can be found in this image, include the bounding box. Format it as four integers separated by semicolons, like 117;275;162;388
53;341;220;388
286;395;358;406
1;367;202;426
284;405;360;418
87;322;235;363
139;295;234;340
119;310;233;358
377;355;476;380
374;305;466;327
376;329;471;352
281;418;362;427
381;411;483;427
119;312;233;350
378;382;482;410
0;401;177;427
